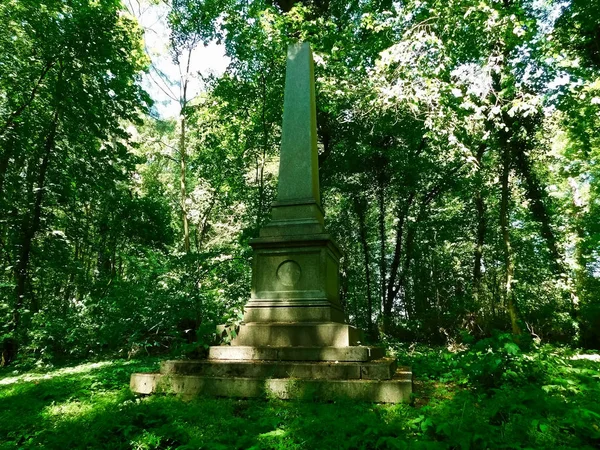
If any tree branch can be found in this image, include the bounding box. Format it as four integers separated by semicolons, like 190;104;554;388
0;60;55;137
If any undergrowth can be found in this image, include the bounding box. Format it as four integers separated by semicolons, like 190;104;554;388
1;335;599;449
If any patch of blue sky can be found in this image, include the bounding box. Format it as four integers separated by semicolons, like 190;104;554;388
125;0;230;118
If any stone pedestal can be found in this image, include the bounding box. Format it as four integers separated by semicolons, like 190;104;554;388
130;42;412;403
244;233;344;324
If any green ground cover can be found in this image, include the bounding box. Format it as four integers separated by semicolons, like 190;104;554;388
1;339;599;449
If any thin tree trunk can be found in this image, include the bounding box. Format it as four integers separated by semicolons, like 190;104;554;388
385;165;458;327
179;113;190;253
383;197;411;330
500;143;521;335
355;199;374;336
398;223;416;320
197;196;216;250
382;139;427;329
4;108;59;366
0;150;9;200
0;60;54;137
473;144;486;304
491;268;497;319
0;147;9;268
340;253;349;311
258;71;268;226
489;28;520;334
513;145;562;273
569;179;585;316
377;170;386;319
178;45;193;254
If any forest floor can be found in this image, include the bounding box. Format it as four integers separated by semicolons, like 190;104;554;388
1;339;599;449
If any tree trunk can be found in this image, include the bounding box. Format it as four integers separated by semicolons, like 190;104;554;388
383;192;416;331
489;24;521;335
340;253;349;311
0;60;54;137
258;71;268;227
383;199;409;331
195;194;216;252
179;113;190;253
513;145;563;273
377;169;386;319
399;223;416;320
0;148;9;200
473;144;487;304
500;142;521;335
4;108;59;366
355;198;374;336
569;179;585;316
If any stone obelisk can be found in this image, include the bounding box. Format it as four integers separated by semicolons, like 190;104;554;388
243;42;345;326
130;43;412;403
276;41;321;217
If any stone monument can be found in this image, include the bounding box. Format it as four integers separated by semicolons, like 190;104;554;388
130;43;412;403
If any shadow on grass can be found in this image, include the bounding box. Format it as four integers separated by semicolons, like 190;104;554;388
0;359;158;448
0;358;415;449
1;356;599;449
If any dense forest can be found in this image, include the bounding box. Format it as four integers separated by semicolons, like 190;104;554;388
1;1;600;449
1;0;599;365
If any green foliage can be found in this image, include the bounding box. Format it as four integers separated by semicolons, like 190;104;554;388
456;334;568;390
1;345;599;449
1;0;600;367
395;340;600;449
1;3;599;447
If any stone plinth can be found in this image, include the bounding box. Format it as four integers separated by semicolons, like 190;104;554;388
207;345;385;362
160;358;398;379
221;322;361;347
130;361;412;403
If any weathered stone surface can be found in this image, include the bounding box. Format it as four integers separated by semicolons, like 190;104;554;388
259;203;325;238
131;368;412;403
130;372;160;395
161;360;359;379
159;358;398;380
207;345;385;362
276;42;320;211
250;240;340;298
257;45;324;241
245;234;343;324
243;304;345;323
244;44;343;323
228;322;362;347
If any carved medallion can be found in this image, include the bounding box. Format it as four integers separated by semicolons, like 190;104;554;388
276;260;302;287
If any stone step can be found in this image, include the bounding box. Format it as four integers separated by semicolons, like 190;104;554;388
130;368;412;403
229;322;362;347
207;345;385;362
160;358;398;380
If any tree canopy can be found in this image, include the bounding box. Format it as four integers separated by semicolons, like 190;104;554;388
1;0;599;366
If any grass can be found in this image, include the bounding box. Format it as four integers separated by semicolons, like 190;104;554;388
0;341;599;449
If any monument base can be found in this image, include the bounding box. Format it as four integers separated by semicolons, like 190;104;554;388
129;319;412;403
130;354;412;403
